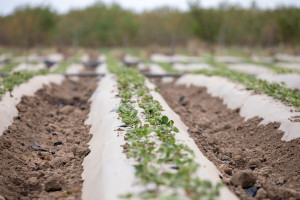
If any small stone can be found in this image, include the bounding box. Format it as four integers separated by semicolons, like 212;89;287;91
178;96;185;103
259;166;272;178
0;195;6;200
224;167;232;176
247;158;261;168
235;125;242;131
54;141;63;146
276;177;287;186
180;98;189;106
16;104;27;112
222;160;230;164
50;157;66;168
256;188;267;199
44;177;64;192
37;152;51;161
34;142;41;147
75;139;81;144
231;170;256;188
72;145;90;158
245;186;259;197
41;161;51;170
59;105;74;115
27;177;39;186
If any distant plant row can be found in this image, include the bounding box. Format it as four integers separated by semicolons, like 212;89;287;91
0;2;299;48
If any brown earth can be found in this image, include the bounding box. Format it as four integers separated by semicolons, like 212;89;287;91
0;75;97;200
155;79;300;200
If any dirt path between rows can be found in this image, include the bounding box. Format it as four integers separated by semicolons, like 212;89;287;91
155;79;300;200
0;74;97;200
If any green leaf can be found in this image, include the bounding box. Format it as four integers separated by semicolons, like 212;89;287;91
172;127;179;133
161;116;168;124
130;110;138;117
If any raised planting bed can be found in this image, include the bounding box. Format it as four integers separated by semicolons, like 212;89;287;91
174;74;300;141
247;61;298;74
173;63;212;73
0;54;83;101
277;63;300;72
275;54;300;63
150;54;205;64
0;61;20;74
226;63;274;75
146;55;300;107
0;65;98;199
82;55;238;199
256;73;300;90
0;62;85;135
154;78;300;200
206;59;300;108
222;62;300;90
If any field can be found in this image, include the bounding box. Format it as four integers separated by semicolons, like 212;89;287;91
0;48;299;200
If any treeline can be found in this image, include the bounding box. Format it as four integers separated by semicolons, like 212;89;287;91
190;2;300;46
0;1;299;48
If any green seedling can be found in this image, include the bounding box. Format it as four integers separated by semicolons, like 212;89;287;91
192;58;300;107
108;53;221;199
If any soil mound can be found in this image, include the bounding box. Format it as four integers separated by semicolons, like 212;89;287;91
0;76;97;200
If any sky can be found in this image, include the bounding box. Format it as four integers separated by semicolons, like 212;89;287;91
1;0;300;16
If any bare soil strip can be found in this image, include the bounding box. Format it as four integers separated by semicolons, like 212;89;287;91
0;74;97;199
155;79;300;200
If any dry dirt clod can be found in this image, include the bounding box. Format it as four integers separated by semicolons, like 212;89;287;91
230;170;257;188
258;166;273;178
256;188;267;199
247;158;261;168
72;145;90;158
50;157;67;168
44;177;65;192
27;177;42;191
38;152;51;160
59;105;75;115
27;177;39;186
41;161;51;170
0;139;12;149
16;104;27;112
263;180;300;199
224;167;233;176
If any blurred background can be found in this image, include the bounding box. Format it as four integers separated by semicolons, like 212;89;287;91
0;0;300;55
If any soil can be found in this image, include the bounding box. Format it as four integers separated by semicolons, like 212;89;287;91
155;79;300;200
139;66;150;74
0;74;97;199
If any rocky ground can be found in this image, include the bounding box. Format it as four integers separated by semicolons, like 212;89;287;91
0;74;97;200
